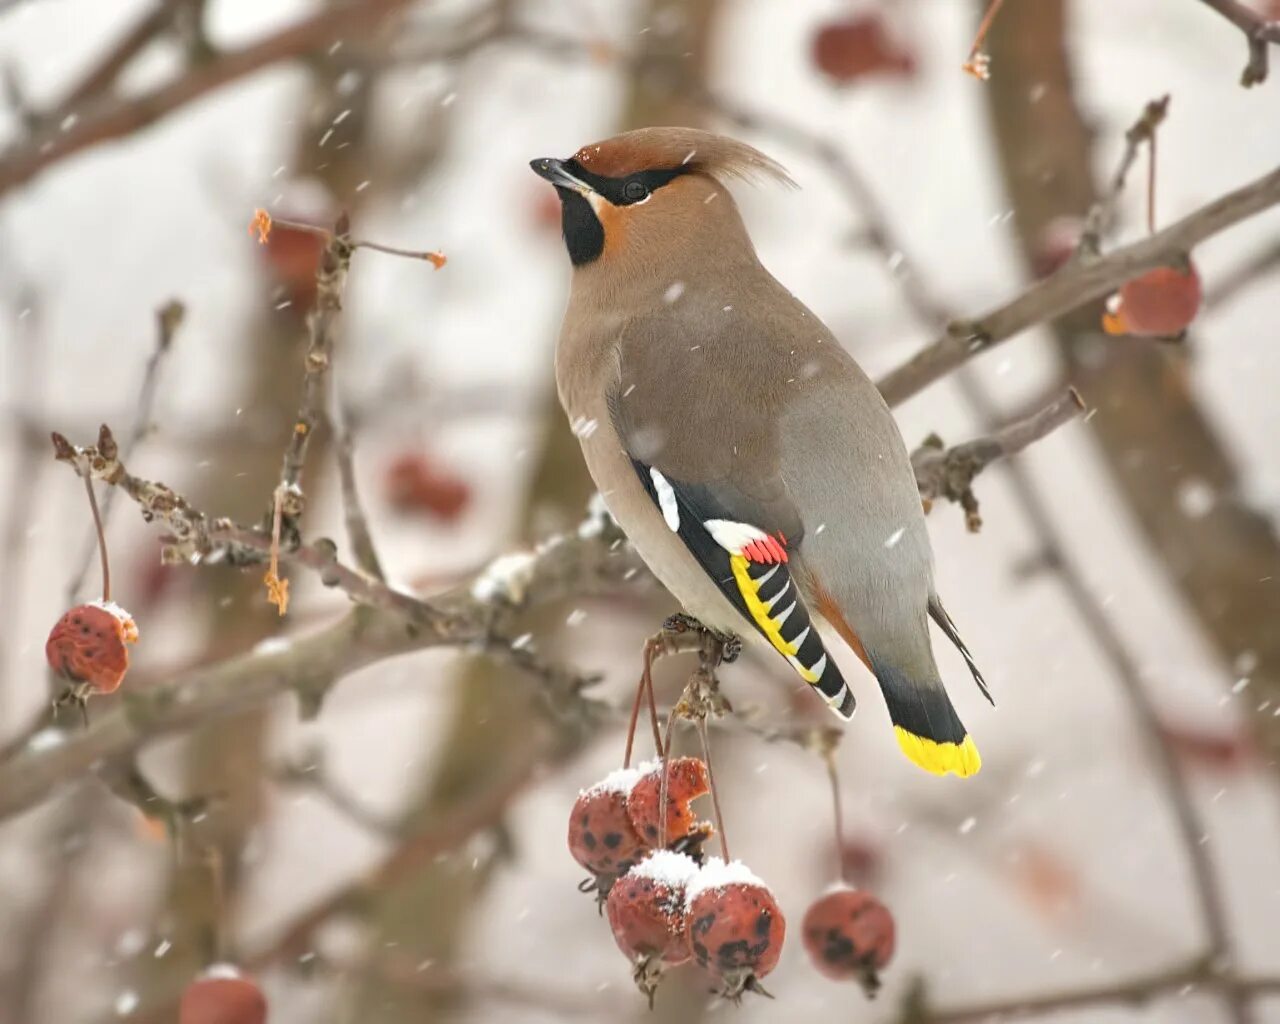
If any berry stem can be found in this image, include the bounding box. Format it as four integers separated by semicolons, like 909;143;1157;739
658;705;680;849
963;0;1006;78
695;716;730;863
825;749;848;884
1147;130;1158;235
81;475;110;602
623;642;666;769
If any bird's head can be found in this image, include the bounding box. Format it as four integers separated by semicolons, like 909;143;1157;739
530;127;793;274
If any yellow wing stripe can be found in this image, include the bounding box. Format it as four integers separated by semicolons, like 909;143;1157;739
729;553;822;681
894;727;982;778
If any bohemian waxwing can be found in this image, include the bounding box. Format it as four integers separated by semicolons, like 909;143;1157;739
531;127;991;778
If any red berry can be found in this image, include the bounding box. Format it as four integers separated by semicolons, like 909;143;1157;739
606;851;699;1001
811;15;917;84
384;453;471;523
1102;262;1202;337
259;218;326;312
45;601;138;696
802;887;895;995
1031;216;1083;279
179;968;267;1024
568;768;649;880
684;860;786;999
626;757;709;849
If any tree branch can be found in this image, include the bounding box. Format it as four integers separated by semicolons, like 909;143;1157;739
908;957;1280;1023
911;388;1086;530
1195;0;1280;86
0;0;413;198
877;161;1280;406
0;521;645;822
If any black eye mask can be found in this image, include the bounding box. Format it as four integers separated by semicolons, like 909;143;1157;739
562;160;689;206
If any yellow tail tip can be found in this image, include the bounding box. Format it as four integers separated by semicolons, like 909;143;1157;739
893;726;982;778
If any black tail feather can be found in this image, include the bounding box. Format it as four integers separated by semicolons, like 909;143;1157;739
928;595;994;707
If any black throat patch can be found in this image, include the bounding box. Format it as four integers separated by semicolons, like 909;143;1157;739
559;190;604;266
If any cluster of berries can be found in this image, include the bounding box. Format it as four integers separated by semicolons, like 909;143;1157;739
568;755;895;1003
568;757;781;1001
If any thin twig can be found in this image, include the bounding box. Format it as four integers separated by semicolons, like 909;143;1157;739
66;299;183;603
1079;95;1170;256
333;411;385;581
1194;0;1280;86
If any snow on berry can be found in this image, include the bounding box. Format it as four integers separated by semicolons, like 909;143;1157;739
178;965;267;1024
684;858;786;1000
606;851;700;1001
46;601;139;696
802;886;896;996
1102;262;1202;338
568;766;649;880
626;756;711;850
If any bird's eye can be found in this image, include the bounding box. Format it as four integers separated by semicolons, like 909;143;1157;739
623;180;649;202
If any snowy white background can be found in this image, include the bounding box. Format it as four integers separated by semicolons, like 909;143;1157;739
1;0;1279;1021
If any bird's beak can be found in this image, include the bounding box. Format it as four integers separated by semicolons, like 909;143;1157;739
530;157;594;197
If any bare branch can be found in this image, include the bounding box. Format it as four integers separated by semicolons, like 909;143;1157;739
0;0;413;198
909;957;1280;1023
1195;0;1280;86
278;217;348;500
877;161;1280;406
912;389;1086;531
0;522;645;821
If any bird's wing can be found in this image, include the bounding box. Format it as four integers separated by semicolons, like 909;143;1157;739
608;306;856;718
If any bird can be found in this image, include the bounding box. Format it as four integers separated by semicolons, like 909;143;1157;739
530;127;992;778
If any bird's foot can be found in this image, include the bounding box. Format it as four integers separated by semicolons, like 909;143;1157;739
660;613;741;664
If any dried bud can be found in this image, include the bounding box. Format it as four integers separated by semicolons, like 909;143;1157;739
50;431;76;461
179;966;267;1024
46;600;139;697
684;859;785;1000
801;887;895;996
626;757;710;849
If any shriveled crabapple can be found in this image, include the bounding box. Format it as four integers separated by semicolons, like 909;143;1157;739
802;886;896;996
606;850;700;1003
626;756;712;852
684;858;786;1000
568;765;649;889
46;600;139;713
178;965;267;1024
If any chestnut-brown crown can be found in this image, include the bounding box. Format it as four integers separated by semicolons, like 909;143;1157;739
570;127;795;187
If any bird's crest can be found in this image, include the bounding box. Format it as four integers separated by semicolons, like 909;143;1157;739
572;127;795;188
